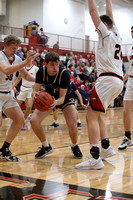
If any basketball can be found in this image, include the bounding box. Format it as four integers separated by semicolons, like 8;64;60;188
33;91;54;112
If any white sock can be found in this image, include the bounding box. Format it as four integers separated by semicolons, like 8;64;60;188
54;120;58;123
42;140;49;147
77;119;81;123
72;143;77;147
90;144;99;148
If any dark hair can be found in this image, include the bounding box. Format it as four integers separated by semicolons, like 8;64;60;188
40;27;43;31
131;26;133;29
100;15;113;29
45;52;60;64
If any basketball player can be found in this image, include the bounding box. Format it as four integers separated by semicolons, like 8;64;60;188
49;81;87;129
0;34;36;161
118;26;133;150
13;59;38;130
30;51;83;159
76;0;123;170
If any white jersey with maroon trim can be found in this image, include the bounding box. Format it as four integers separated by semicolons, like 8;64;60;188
127;46;133;76
0;51;22;91
96;22;123;77
21;65;38;88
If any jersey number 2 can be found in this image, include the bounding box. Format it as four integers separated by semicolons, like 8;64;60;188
114;44;122;60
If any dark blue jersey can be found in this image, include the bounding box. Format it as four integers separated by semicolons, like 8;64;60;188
36;66;70;100
36;66;75;110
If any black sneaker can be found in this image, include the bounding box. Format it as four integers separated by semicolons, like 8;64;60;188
77;122;82;129
35;144;53;159
71;145;83;158
49;122;59;128
0;148;19;161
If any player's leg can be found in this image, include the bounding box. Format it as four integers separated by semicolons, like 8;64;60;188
63;104;83;158
16;91;27;130
118;101;133;150
75;106;104;169
24;98;33;120
49;108;59;128
74;100;82;129
30;109;53;158
99;115;116;159
0;106;24;161
0;111;2;127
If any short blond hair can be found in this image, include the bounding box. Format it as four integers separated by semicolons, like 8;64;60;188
4;34;21;46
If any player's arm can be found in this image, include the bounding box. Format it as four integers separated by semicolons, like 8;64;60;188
12;73;22;89
106;0;115;25
19;68;35;82
0;50;36;75
75;89;87;109
88;0;101;28
55;88;67;106
123;70;129;82
32;83;42;101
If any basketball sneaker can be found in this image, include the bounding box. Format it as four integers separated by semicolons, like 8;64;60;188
49;122;59;128
35;144;53;159
21;124;27;131
0;148;19;161
77;122;82;129
71;145;83;158
75;156;104;170
100;146;116;159
118;136;133;150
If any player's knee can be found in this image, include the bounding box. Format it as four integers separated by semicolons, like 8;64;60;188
30;117;37;127
68;121;77;131
26;106;32;112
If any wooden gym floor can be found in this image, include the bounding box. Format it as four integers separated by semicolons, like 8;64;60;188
0;107;133;200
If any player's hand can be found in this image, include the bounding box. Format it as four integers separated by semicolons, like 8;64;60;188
49;97;56;110
32;91;40;102
81;103;87;110
12;87;17;93
26;50;36;63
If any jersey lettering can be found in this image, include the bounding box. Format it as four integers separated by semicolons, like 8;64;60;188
114;44;122;60
5;74;13;81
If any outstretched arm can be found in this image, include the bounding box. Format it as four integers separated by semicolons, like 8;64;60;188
88;0;101;28
106;0;115;25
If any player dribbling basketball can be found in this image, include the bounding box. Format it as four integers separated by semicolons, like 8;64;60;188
30;51;83;159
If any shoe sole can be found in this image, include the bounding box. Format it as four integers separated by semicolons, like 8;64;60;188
35;149;53;159
118;143;133;150
101;152;116;160
76;163;104;170
49;126;59;129
0;156;19;162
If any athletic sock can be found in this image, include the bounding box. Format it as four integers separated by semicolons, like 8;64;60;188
42;140;49;147
101;138;110;149
90;146;100;159
1;141;10;151
125;131;131;139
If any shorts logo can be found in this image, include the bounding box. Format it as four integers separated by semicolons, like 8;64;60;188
91;97;97;101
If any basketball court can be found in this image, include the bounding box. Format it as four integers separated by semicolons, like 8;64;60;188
0;107;133;200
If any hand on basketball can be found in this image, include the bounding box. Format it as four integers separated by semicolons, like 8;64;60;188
49;97;55;110
33;91;55;112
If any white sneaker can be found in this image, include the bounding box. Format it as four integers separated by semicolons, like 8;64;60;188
101;146;116;160
118;136;133;150
75;156;104;170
